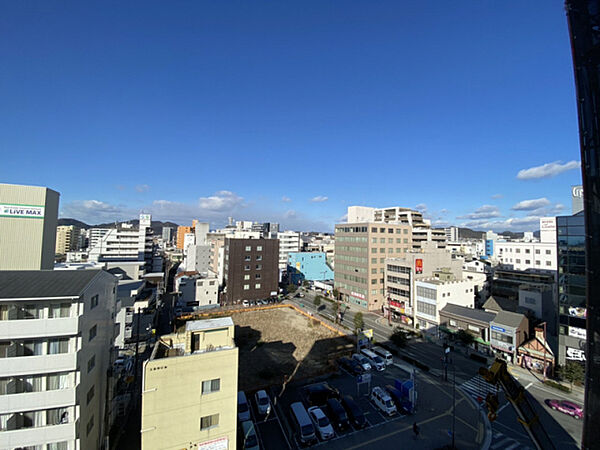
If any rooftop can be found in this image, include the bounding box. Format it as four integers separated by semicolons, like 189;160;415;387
440;304;496;323
483;296;517;313
493;310;527;329
186;317;234;332
0;270;112;299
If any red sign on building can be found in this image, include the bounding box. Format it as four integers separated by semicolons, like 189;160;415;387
415;259;423;274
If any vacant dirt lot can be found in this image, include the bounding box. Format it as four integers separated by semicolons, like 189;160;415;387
232;307;353;391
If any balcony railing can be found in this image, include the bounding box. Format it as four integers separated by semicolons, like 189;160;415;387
0;353;77;378
0;388;76;415
0;317;78;340
0;422;76;449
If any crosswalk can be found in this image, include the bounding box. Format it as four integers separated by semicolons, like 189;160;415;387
490;431;534;450
458;374;499;403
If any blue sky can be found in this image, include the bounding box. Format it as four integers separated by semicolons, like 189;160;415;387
0;1;582;231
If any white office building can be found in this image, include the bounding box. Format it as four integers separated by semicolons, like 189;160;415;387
0;269;117;450
494;241;556;272
277;231;301;270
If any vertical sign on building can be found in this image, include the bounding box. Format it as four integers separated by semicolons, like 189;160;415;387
415;259;423;274
572;185;584;214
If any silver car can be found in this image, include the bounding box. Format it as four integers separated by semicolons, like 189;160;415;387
255;390;271;416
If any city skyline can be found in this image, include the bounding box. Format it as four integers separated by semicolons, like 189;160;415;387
1;2;582;231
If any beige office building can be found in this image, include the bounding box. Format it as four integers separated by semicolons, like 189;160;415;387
55;225;80;255
334;223;412;310
0;183;60;270
141;317;238;450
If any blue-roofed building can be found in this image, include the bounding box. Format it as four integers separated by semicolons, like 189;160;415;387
287;252;333;284
483;239;494;260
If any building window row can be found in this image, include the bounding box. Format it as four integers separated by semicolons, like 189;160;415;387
386;275;409;286
336;226;368;233
338;273;367;284
0;302;73;320
491;331;513;344
0;407;71;432
0;372;70;395
416;286;436;300
337;236;368;243
388;287;409;297
336;245;368;253
0;338;70;358
387;265;410;274
417;301;436;317
336;254;368;264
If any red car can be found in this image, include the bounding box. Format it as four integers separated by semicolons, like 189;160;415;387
547;399;583;419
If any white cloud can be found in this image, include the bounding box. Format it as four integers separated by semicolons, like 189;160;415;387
199;190;244;211
414;203;427;213
338;213;348;222
511;198;550;211
60;200;134;224
491;194;503;199
310;196;328;203
457;205;501;220
517;160;580;180
281;196;291;202
135;184;150;193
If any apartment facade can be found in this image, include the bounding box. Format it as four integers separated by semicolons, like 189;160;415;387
176;226;193;250
494;241;557;272
277;231;301;270
55;226;81;255
334;223;412;310
0;269;117;450
224;238;279;303
141;318;238;450
0;183;60;270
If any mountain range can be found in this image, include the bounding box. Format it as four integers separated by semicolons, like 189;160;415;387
58;218;179;236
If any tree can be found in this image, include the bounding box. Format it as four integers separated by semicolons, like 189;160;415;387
390;328;408;348
353;312;364;331
313;296;322;307
456;329;476;347
287;284;297;294
559;362;585;388
333;288;340;300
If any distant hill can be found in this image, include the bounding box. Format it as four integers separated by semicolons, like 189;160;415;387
58;218;179;236
457;227;541;240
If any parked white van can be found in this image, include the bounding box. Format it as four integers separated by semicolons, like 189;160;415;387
360;349;385;371
370;386;397;416
290;402;317;446
372;346;393;366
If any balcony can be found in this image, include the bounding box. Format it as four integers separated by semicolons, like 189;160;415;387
0;422;76;449
0;388;76;414
0;317;78;340
0;353;77;377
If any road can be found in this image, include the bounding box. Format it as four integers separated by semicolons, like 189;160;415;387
287;288;583;449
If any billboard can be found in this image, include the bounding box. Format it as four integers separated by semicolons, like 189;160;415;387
572;185;584;214
415;259;423;274
566;346;586;362
0;203;45;219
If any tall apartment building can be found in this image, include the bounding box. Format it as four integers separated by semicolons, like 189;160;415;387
55;226;81;255
88;228;111;251
88;214;156;271
0;183;60;270
161;227;173;244
141;317;238;450
445;226;459;242
208;233;226;286
224;238;279;303
556;212;587;366
0;269;117;450
334;223;412;310
277;231;301;270
176;226;193;250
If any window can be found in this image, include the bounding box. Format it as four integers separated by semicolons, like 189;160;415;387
89;325;97;342
371;248;377;254
525;249;530;254
87;355;96;373
244;255;251;261
90;295;98;309
255;283;261;289
380;248;385;253
245;246;251;251
388;248;393;253
535;260;541;265
417;301;436;316
515;249;520;253
244;265;250;271
388;228;393;234
535;249;540;254
47;407;69;426
48;338;69;354
372;238;377;243
202;378;220;394
403;229;408;234
371;268;377;274
201;413;219;429
209;281;215;286
371;227;377;232
244;275;250;280
403;238;408;244
491;331;513;344
449;319;457;327
86;385;95;405
86;415;94;436
371;258;377;263
516;259;521;263
380;238;385;243
256;264;262;270
546;261;552;266
380;258;385;263
47;372;69;390
380;228;385;233
371;279;377;285
243;284;250;290
256;255;262;261
256;246;262;251
49;303;71;318
525;260;531;264
546;250;551;255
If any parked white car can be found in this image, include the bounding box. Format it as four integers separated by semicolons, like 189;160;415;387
352;353;372;371
307;406;335;440
242;300;250;307
371;386;397;416
255;390;271;416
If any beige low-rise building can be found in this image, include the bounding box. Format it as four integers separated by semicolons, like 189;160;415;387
141;317;238;450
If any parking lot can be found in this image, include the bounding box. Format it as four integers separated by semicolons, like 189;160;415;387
239;358;416;449
239;353;485;450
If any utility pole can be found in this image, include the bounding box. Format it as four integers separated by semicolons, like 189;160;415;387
452;358;456;448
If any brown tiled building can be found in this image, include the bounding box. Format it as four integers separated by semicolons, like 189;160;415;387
224;238;279;303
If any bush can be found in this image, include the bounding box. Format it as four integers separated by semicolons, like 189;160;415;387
287;284;297;293
544;379;571;393
354;312;365;331
390;328;408;348
313;296;322;307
